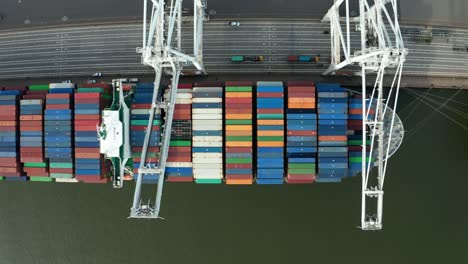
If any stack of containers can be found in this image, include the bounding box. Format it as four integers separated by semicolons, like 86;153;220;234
286;81;317;184
347;94;374;176
192;82;223;184
165;83;193;182
74;83;112;183
20;97;49;182
224;81;253;185
316;83;349;182
22;85;51;181
45;83;75;182
0;87;24;181
131;83;161;184
256;81;284;184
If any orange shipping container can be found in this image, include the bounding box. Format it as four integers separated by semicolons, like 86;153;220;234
257;119;284;125
225;125;252;131
226;114;252;119
257;130;284;136
20;115;43;121
288;98;316;103
226;179;253;185
226;141;252;147
288;103;316;109
225;92;252;98
318;136;347;141
225;130;252;136
258;141;284;147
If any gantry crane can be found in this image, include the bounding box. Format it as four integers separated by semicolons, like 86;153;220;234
129;0;207;218
322;0;408;230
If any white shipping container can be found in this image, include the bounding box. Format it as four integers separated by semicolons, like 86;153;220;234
193;157;223;164
192;141;223;147
192;153;222;159
193;170;224;178
192;109;222;114
192;125;222;131
192;136;223;142
192;98;222;103
166;162;193;167
50;83;75;89
55;178;79;183
191;114;222;120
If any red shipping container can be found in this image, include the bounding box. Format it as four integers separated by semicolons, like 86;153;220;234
22;95;46;99
288;87;316;92
20;121;42;127
167;156;191;162
46;94;70;99
24;168;49;175
75;125;99;131
226;163;252;169
173;109;191;115
167;176;193;182
75;99;100;104
133;157;160;163
225;108;252;114
49;168;73;174
287;55;299;61
0;126;16;132
225;174;253;180
131;146;160;153
20;125;42;132
0;162;21;167
2;172;22;177
75;114;100;120
286;178;315;184
257;92;284;98
173;114;191;120
225;147;252;153
46;104;69;110
75;93;100;99
256;108;284;114
0;157;18;163
287;130;317;136
224;103;252;109
132;104;152;109
0;115;17;121
174;104;191;110
75;120;99;126
167;147;191;153
225;97;252;104
0;106;18;111
20;157;44;163
0;167;21;173
20;115;42;121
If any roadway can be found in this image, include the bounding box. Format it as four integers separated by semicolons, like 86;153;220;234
0;0;467;28
0;20;466;80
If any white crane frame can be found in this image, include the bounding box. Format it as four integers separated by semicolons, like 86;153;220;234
322;0;408;230
130;0;206;218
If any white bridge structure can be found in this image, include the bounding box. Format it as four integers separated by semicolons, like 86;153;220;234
130;0;207;218
322;0;408;230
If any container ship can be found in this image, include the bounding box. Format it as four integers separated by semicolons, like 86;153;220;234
0;80;403;185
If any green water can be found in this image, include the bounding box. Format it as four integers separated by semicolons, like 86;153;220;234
0;89;467;263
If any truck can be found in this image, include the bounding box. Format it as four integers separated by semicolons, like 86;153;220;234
231;55;264;62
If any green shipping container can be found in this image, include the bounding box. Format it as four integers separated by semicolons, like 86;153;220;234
225;120;252;125
50;162;73;169
28;84;49;91
226;158;252;164
225;86;252;92
231;56;244;62
257;136;284;142
77;87;104;93
195;179;222;184
29;177;54;182
226;136;253;142
170;141;191;147
50;173;74;179
257;114;284;119
130;120;162;126
349;157;372;163
24;162;47;168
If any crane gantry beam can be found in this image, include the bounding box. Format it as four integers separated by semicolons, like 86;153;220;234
130;0;207;219
322;0;408;230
